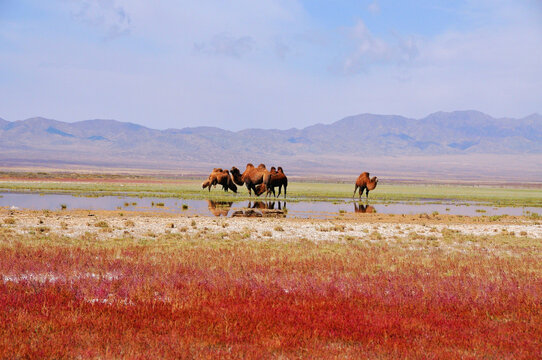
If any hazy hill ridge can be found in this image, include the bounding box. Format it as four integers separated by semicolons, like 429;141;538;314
1;110;541;176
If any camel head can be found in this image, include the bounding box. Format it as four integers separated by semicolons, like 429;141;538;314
257;163;266;170
202;179;211;189
230;166;244;186
245;163;255;170
367;176;379;190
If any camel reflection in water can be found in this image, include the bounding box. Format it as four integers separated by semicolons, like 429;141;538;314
209;200;375;217
207;200;233;217
247;201;286;211
354;203;376;214
207;200;287;217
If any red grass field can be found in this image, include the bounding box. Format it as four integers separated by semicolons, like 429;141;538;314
1;225;542;359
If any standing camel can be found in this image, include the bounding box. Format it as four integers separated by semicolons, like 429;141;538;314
202;168;237;193
230;163;271;196
261;166;288;198
353;172;378;200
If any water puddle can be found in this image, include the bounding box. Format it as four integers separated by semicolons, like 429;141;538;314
0;192;538;219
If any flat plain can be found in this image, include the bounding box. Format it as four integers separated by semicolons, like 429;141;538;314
1;174;542;206
1;174;542;358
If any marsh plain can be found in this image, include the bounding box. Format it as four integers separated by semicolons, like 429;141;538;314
1;173;541;358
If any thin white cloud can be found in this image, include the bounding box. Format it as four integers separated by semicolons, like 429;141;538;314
343;20;390;73
274;38;291;59
69;0;131;39
368;1;380;14
341;20;418;74
194;34;255;58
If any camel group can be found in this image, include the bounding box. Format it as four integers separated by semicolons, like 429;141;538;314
203;164;378;200
202;163;288;198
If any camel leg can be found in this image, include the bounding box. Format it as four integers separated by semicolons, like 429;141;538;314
283;185;287;199
250;184;258;197
353;185;359;198
246;184;252;196
366;190;370;200
359;186;365;200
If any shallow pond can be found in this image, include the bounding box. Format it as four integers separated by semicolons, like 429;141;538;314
1;192;539;219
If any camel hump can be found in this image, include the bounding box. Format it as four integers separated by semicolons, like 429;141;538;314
361;171;370;177
257;164;266;170
277;167;284;173
246;163;255;169
213;168;223;172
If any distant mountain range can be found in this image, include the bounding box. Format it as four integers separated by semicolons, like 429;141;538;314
1;111;541;181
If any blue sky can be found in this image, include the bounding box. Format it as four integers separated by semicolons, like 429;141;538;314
1;1;541;130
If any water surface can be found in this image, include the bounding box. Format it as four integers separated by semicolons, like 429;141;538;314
1;192;538;219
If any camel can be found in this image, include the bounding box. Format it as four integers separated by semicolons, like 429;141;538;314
259;166;288;198
207;200;233;217
201;168;221;190
230;163;271;196
202;168;237;193
353;172;378;200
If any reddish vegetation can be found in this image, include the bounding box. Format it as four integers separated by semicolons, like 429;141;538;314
1;237;541;358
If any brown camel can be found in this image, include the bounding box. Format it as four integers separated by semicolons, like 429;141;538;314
202;168;237;193
353;172;378;199
258;166;288;198
201;168;221;190
230;163;271;196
